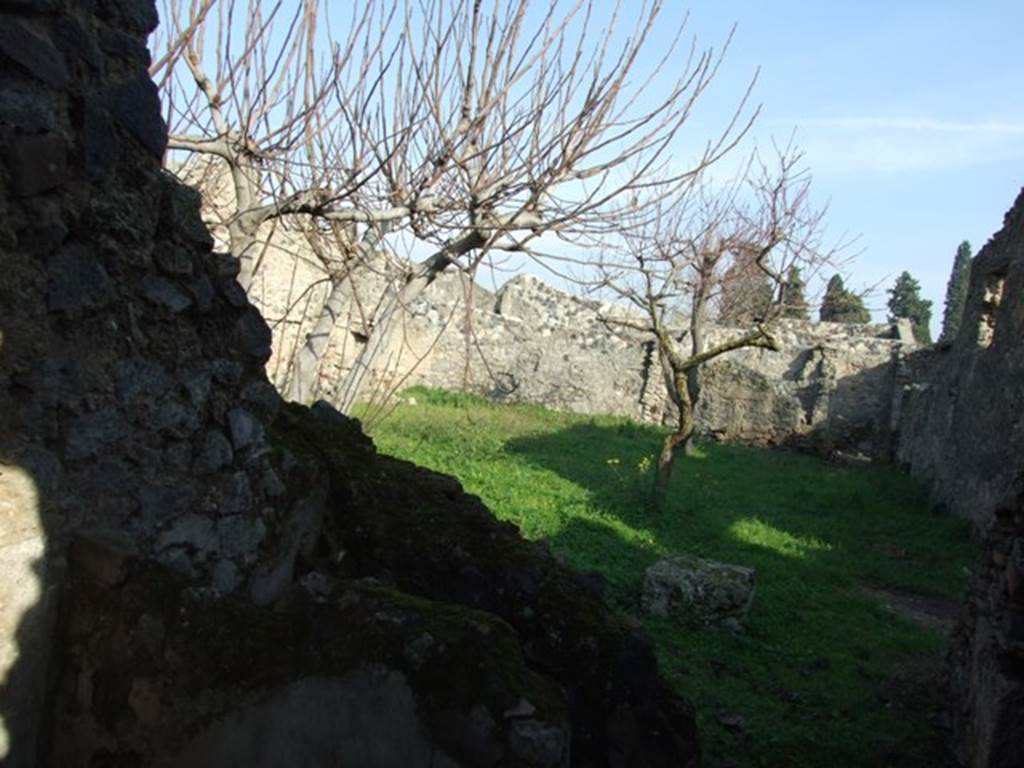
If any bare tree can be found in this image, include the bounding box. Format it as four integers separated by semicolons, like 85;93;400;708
152;0;757;408
597;145;843;506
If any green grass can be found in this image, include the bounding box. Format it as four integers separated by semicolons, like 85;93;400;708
361;387;977;768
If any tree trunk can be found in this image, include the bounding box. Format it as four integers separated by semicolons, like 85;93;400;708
287;277;350;403
333;231;484;412
652;372;695;509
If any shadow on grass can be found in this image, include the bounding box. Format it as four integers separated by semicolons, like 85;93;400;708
501;421;970;768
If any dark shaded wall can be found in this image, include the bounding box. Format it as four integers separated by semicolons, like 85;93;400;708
0;4;701;768
894;190;1024;768
895;190;1024;528
0;0;300;762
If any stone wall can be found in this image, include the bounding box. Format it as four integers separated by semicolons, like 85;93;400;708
896;190;1024;527
0;3;700;766
894;189;1024;768
219;201;915;456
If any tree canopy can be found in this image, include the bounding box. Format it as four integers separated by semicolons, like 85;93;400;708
939;241;972;343
887;271;933;343
819;274;870;324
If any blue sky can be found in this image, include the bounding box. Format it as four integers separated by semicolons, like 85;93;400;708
671;1;1024;329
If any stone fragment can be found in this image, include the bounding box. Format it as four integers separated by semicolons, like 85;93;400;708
106;73;166;157
66;408;128;460
194;430;233;475
156;514;216;554
141;275;193;313
227;407;261;450
181;364;212;407
0;16;69;87
157;546;195;579
641;553;756;626
47;243;114;312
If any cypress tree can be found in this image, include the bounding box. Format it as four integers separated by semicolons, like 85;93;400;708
781;265;809;319
887;271;933;343
820;274;870;324
939;241;972;343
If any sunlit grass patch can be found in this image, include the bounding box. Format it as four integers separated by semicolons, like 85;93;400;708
363;386;976;768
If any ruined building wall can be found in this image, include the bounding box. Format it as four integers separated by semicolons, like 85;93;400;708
0;4;701;766
212;189;915;456
894;189;1024;768
895;190;1024;528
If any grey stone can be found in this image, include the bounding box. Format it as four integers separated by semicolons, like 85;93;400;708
142;275;193;313
227;407;262;450
0;16;69;87
641;554;756;626
194;430;233;475
181;364;212;407
211;559;241;593
234;309;273;361
66;408;128;460
47;243;114;312
216;472;254;516
154;242;194;277
106;73;166;157
114;357;169;403
138;484;193;528
0;79;56;131
156;514;216;554
215;513;265;560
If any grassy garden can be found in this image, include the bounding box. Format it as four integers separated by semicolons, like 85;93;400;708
360;387;977;768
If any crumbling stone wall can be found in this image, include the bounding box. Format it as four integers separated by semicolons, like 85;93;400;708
896;191;1024;527
0;3;701;766
894;189;1024;768
225;208;914;455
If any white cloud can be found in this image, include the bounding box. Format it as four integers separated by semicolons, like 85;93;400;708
771;116;1024;174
